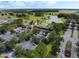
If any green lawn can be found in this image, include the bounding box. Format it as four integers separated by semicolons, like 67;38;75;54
0;53;5;58
59;30;65;35
71;30;74;37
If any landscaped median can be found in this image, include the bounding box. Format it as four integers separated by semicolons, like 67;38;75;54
78;31;79;38
71;30;74;38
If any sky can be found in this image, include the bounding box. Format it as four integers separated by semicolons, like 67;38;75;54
0;1;79;9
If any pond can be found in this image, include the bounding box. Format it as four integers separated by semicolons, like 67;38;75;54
49;16;62;23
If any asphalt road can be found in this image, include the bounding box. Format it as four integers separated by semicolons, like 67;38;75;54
71;26;78;58
58;22;79;58
58;23;72;58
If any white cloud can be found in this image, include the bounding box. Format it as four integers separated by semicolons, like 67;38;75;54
47;1;58;4
1;0;79;1
9;1;26;7
0;1;78;9
7;1;58;9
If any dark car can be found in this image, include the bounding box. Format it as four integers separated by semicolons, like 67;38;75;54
65;48;71;57
4;56;10;58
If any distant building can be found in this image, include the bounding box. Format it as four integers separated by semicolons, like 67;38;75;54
59;9;78;13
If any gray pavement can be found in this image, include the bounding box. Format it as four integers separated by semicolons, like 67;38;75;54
0;31;16;41
4;51;15;58
71;26;78;58
16;38;37;50
58;24;72;58
58;22;78;58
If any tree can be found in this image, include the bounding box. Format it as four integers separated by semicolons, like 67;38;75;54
52;23;65;33
18;32;27;42
16;13;26;17
9;12;14;16
51;39;60;56
58;13;79;19
36;42;48;57
1;13;4;16
48;30;57;42
16;47;27;58
51;45;60;56
32;28;37;34
41;37;50;45
18;32;32;43
0;38;5;42
0;25;7;34
4;38;18;51
25;50;40;58
34;11;44;16
16;46;40;58
14;19;23;27
0;43;6;54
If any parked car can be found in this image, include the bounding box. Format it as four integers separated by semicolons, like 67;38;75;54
4;56;10;58
64;40;72;57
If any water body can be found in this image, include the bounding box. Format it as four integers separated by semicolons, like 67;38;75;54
49;16;62;23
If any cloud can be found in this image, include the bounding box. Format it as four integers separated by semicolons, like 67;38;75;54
9;1;26;7
23;1;58;8
0;1;58;9
0;1;78;9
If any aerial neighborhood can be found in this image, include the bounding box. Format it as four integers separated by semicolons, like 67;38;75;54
0;9;79;58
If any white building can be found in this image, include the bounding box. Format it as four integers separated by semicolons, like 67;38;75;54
0;31;16;41
0;18;13;24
